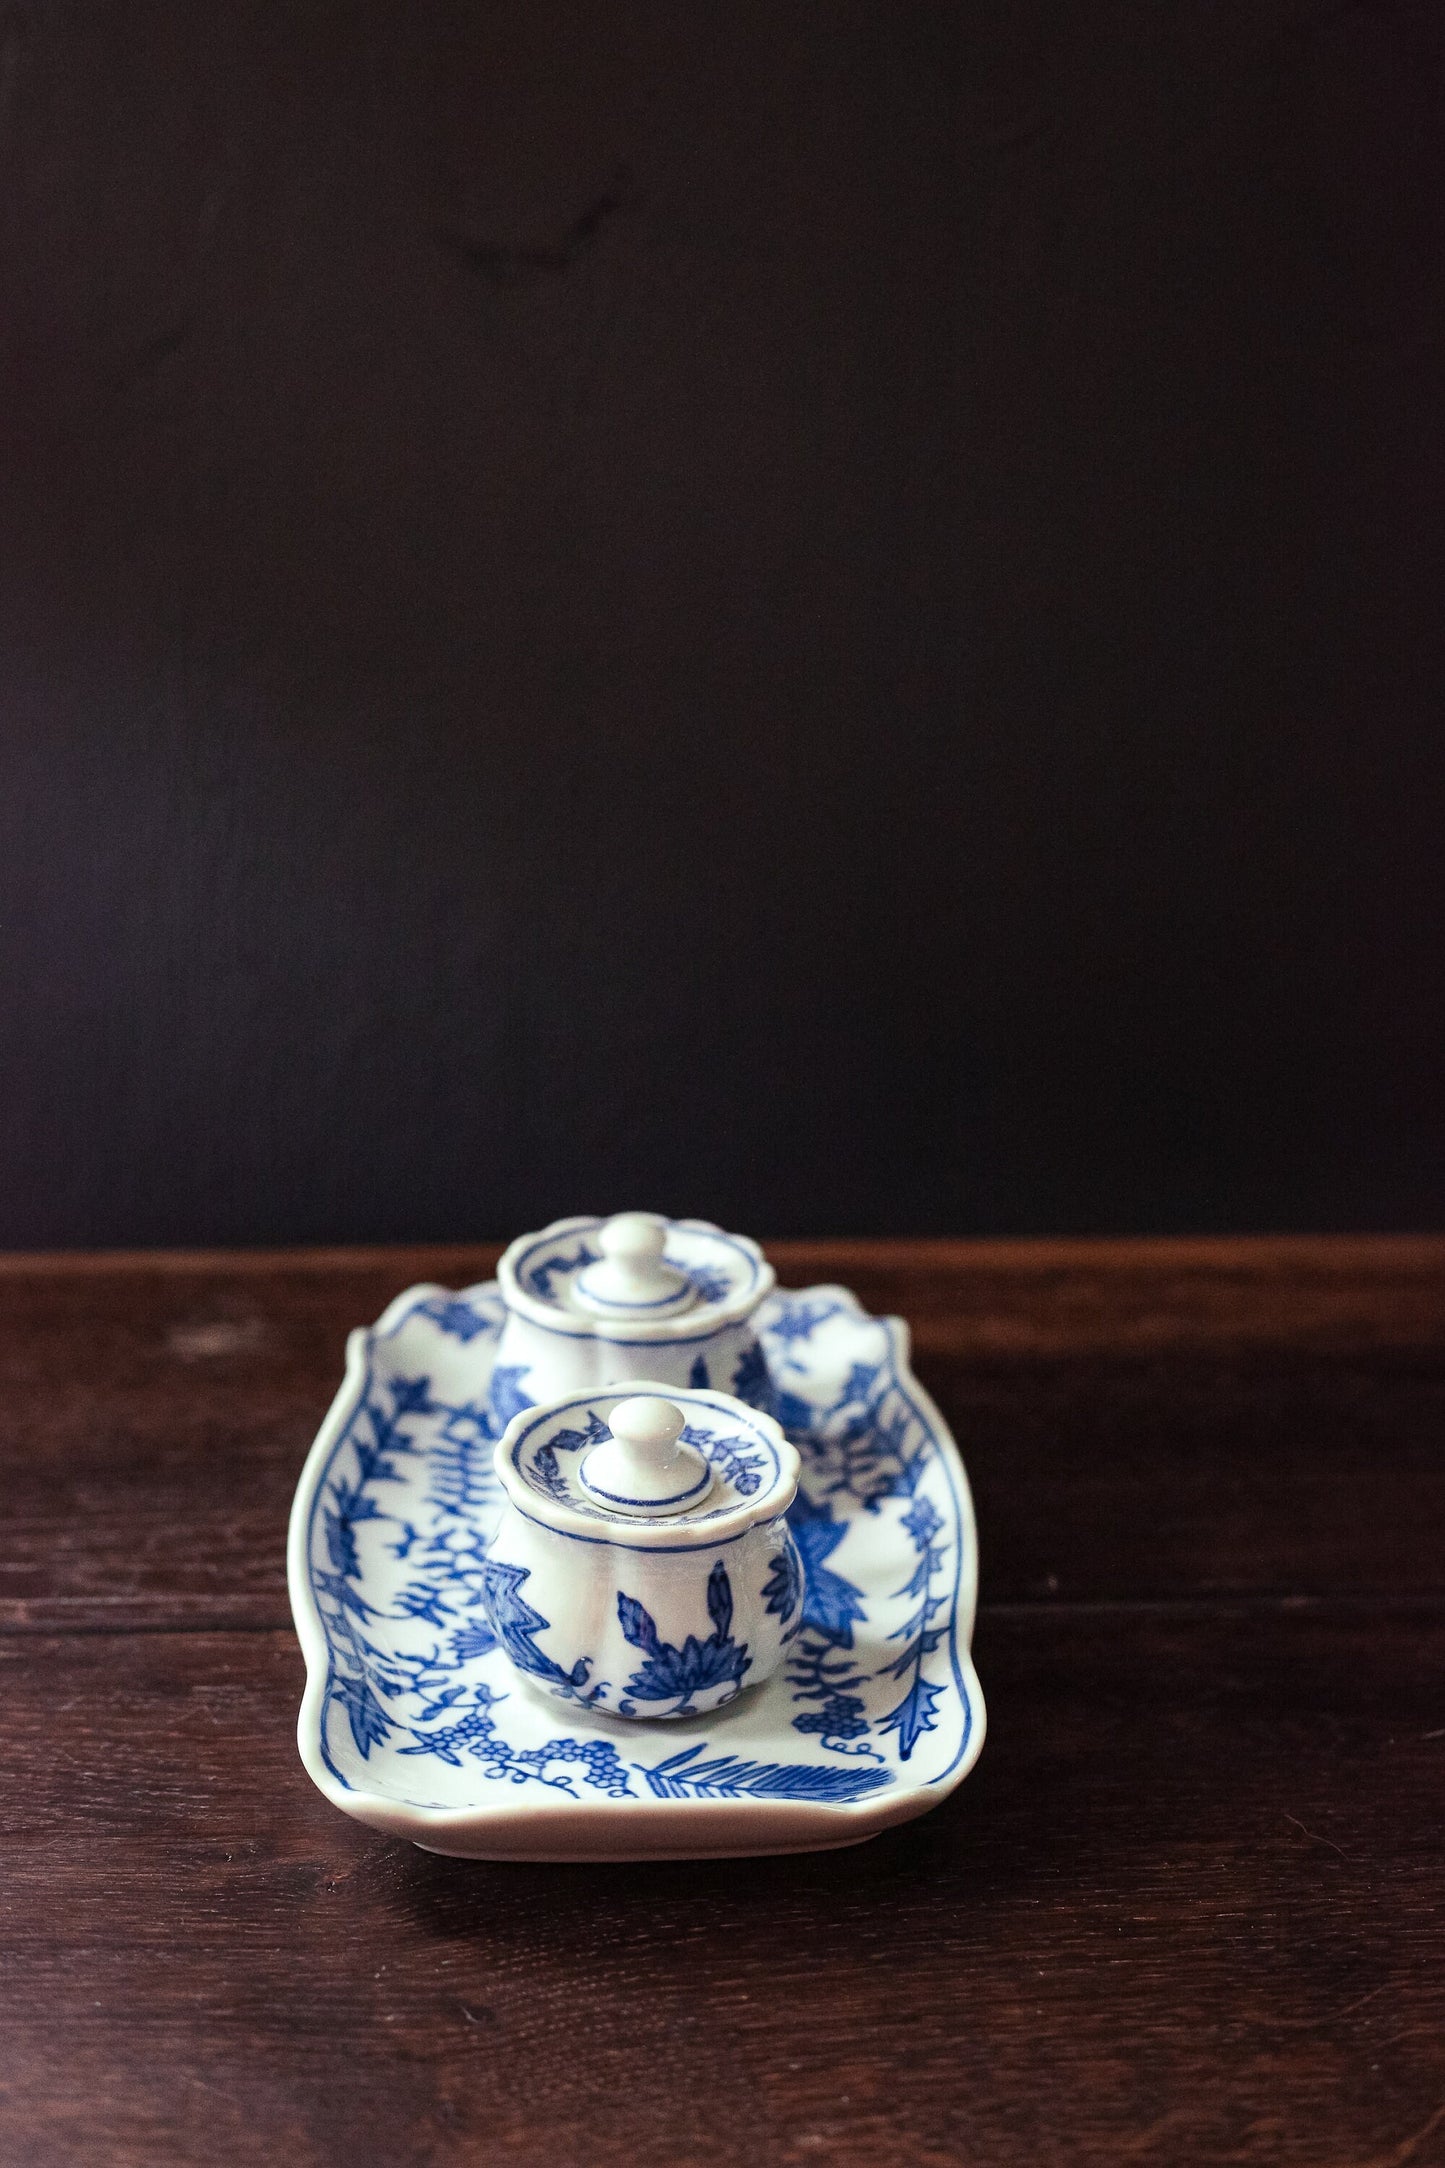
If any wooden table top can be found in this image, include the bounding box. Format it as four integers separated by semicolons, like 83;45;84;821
3;1237;1442;2167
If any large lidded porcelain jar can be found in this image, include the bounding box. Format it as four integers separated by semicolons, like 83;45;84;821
483;1384;803;1720
490;1212;777;1428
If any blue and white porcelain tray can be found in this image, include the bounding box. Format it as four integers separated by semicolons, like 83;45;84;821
288;1282;985;1859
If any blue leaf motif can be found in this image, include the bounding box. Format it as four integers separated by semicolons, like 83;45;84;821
764;1298;844;1353
775;1389;817;1438
534;1409;611;1501
705;1557;733;1639
681;1422;765;1496
787;1491;868;1647
393;1580;455;1627
427;1404;498;1519
313;1569;382;1623
838;1361;881;1408
731;1341;779;1416
528;1244;597;1301
615;1590;658;1657
333;1672;392;1758
323;1478;382;1579
876;1476;950;1760
641;1743;893;1802
449;1619;499;1663
486;1364;535;1430
761;1536;804;1628
417;1297;491;1342
877;1673;946;1760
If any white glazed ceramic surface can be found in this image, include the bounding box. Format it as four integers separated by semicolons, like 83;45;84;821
484;1384;802;1720
288;1279;986;1860
490;1214;776;1411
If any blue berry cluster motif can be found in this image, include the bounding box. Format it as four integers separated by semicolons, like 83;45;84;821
399;1683;635;1798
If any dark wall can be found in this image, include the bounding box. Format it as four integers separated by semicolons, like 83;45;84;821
1;2;1441;1245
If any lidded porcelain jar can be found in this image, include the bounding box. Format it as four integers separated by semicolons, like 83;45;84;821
482;1383;803;1721
490;1213;777;1427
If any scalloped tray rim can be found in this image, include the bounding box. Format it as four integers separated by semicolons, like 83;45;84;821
287;1279;986;1861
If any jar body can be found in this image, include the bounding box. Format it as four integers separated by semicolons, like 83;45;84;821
489;1312;769;1428
481;1502;804;1721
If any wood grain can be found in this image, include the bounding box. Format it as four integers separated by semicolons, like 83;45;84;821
1;1240;1442;2165
2;1610;1442;2167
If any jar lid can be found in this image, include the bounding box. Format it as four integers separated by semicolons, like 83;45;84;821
497;1214;775;1342
493;1383;799;1550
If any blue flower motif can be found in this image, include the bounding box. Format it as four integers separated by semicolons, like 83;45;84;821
417;1297;491;1342
685;1263;733;1304
616;1560;752;1714
765;1299;843;1349
390;1377;436;1417
900;1495;943;1550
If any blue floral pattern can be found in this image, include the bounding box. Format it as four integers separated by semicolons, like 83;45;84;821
760;1535;804;1632
526;1244;598;1301
480;1557;604;1706
616;1560;752;1717
641;1743;892;1803
296;1277;976;1821
678;1420;767;1497
680;1261;734;1305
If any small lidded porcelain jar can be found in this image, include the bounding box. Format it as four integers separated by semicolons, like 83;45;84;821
482;1383;803;1721
490;1214;777;1428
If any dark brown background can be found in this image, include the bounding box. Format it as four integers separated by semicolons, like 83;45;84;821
2;1;1442;1247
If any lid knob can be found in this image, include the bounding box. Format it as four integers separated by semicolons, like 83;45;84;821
572;1212;696;1319
579;1395;714;1517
